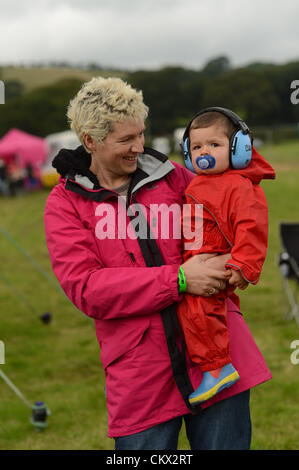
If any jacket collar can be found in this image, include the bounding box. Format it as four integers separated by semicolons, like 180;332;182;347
52;145;175;202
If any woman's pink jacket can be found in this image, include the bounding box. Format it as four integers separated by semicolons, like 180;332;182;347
44;146;271;437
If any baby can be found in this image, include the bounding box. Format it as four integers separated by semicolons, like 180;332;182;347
177;107;275;405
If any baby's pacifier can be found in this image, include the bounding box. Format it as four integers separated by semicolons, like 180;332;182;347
195;155;216;170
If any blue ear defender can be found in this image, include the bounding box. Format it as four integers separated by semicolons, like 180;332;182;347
182;138;196;172
181;107;252;173
229;129;252;169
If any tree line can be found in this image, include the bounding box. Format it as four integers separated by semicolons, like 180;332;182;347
0;56;299;140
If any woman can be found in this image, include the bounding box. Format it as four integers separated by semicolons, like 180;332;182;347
44;76;271;450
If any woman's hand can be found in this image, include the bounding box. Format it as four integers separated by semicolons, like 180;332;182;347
181;254;231;297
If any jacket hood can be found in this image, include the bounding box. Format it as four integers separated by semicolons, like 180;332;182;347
52;145;98;186
232;146;276;184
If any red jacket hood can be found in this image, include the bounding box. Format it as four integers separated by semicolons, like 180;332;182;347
231;146;276;184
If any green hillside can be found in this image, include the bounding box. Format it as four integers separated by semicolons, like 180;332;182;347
1;65;126;92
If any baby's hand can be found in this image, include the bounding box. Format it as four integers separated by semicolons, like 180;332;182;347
228;269;249;290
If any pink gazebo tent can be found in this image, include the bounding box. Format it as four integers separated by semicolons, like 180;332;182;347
0;128;48;176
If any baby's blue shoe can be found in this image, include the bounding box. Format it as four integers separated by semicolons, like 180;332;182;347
189;363;240;405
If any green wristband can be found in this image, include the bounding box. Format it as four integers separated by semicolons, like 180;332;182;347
178;266;187;293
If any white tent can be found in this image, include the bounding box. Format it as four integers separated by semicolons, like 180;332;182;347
173;128;185;153
45;130;80;163
41;130;80;188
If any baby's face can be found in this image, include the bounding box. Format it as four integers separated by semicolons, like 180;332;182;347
189;124;230;174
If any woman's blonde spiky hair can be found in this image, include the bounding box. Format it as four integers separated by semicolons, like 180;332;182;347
67;76;149;152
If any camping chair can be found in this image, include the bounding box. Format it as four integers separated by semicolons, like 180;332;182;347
278;223;299;324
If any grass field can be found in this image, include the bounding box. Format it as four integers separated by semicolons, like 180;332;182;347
0;140;299;450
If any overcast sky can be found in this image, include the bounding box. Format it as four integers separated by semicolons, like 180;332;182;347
0;0;299;70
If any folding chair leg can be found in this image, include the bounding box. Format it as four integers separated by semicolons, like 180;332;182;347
281;276;299;324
